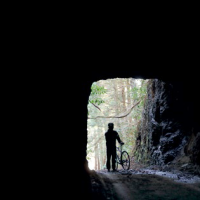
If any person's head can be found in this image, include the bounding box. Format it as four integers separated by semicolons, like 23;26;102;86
108;123;114;130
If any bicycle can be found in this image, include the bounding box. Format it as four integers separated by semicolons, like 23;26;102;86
115;143;130;170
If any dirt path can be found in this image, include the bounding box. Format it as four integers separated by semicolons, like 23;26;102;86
90;170;200;200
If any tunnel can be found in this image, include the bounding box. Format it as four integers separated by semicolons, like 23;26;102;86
36;68;200;199
71;69;199;199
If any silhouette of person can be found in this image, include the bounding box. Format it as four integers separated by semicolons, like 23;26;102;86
105;123;124;172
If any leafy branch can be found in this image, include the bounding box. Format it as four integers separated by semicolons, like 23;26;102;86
88;100;141;119
89;100;101;111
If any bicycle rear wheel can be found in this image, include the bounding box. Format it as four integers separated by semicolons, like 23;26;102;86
121;151;130;170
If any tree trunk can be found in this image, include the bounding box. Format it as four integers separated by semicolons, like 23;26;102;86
122;79;126;112
97;143;100;170
94;128;98;170
127;78;132;124
114;79;121;130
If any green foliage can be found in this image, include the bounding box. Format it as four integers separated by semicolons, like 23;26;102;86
88;83;107;117
129;80;147;102
91;84;107;96
89;83;107;106
90;98;105;105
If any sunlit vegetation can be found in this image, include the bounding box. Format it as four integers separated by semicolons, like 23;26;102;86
87;78;148;170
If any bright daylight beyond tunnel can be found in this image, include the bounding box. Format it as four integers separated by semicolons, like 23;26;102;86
87;78;149;170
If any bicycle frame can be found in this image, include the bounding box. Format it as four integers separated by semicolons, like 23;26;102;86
116;144;123;164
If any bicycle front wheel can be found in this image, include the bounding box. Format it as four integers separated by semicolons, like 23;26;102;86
121;151;130;170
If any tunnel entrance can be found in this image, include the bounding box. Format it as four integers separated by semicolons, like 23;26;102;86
86;78;200;200
87;78;149;170
76;71;200;199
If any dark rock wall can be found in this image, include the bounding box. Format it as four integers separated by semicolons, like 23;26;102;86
135;79;200;172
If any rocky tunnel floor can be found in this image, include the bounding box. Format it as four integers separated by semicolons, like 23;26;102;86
89;168;200;200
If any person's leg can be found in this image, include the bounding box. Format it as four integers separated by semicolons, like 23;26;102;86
106;149;111;172
112;149;116;171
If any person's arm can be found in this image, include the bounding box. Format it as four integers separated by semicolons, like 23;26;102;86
116;132;124;145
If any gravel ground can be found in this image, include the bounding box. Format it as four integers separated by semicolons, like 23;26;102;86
89;166;200;200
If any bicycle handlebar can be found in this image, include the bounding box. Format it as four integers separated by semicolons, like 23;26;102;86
116;143;124;151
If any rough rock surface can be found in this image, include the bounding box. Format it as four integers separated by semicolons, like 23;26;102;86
135;79;200;174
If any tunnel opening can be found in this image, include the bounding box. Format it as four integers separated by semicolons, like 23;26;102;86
86;77;200;175
86;77;200;200
74;70;200;200
87;78;149;171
